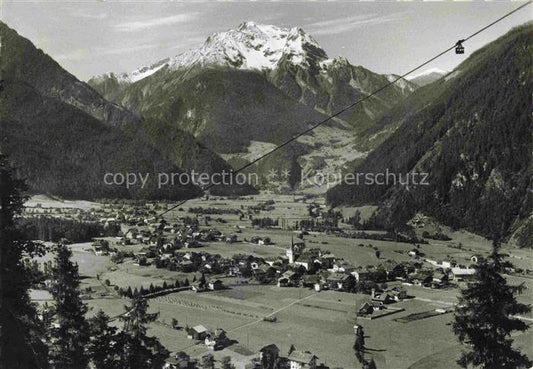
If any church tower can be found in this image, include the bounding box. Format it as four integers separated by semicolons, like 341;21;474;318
286;235;295;263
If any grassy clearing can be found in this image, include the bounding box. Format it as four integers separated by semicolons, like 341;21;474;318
100;260;196;290
25;194;102;209
408;331;533;369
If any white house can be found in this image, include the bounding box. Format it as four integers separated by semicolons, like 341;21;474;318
451;267;476;281
287;346;318;369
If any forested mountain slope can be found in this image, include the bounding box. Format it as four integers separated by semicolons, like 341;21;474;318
327;23;532;239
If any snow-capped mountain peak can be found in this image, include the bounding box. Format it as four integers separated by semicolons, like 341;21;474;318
169;21;326;71
105;22;328;83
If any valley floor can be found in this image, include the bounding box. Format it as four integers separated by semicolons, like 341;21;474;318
28;193;533;369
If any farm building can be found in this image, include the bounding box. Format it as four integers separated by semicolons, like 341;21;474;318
164;352;195;369
278;271;299;287
358;302;374;316
332;260;354;274
325;273;354;291
187;325;208;340
191;282;207;293
388;287;408;301
258;343;280;363
225;234;238;243
208;279;224;290
205;328;229;350
371;289;395;304
287;345;318;369
301;275;322;288
451;267;476;281
352;267;370;282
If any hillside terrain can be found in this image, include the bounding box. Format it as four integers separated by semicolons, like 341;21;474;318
0;22;253;198
327;24;533;239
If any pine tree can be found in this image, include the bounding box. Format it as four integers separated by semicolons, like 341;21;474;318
0;155;49;369
48;243;90;369
221;356;235;369
380;187;416;239
201;353;215;369
354;335;365;364
88;310;119;369
117;297;169;369
260;347;279;369
363;358;377;369
453;240;531;368
354;325;366;364
199;273;207;289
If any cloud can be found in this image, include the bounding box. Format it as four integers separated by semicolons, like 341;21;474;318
100;44;161;56
56;49;91;62
67;9;109;20
56;44;160;61
113;13;197;32
306;13;407;36
167;35;207;51
78;13;109;20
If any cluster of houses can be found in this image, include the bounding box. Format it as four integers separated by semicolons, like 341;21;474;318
91;239;112;256
121;222;230;249
276;240;432;294
252;343;326;369
186;325;231;350
407;248;480;285
356;287;408;318
92;202;160;228
91;208;481;299
116;225;477;297
163;342;326;369
84;203;481;293
424;257;476;283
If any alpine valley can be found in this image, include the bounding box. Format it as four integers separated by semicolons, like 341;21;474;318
1;20;530;241
0;21;254;198
1;10;533;369
88;22;417;192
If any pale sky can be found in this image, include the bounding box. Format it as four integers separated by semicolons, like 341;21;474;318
1;1;531;81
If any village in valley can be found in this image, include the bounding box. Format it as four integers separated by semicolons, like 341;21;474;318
23;193;533;369
1;1;532;368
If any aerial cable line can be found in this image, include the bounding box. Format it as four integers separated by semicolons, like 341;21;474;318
157;1;531;217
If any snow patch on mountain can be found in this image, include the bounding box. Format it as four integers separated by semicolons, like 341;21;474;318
101;21;329;83
170;21;325;70
127;60;169;83
386;74;417;93
405;67;448;81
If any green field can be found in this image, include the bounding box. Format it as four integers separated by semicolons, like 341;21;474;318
30;194;533;369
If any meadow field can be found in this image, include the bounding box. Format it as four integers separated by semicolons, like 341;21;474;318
30;194;533;369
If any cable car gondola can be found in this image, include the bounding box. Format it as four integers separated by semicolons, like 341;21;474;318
455;40;465;54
